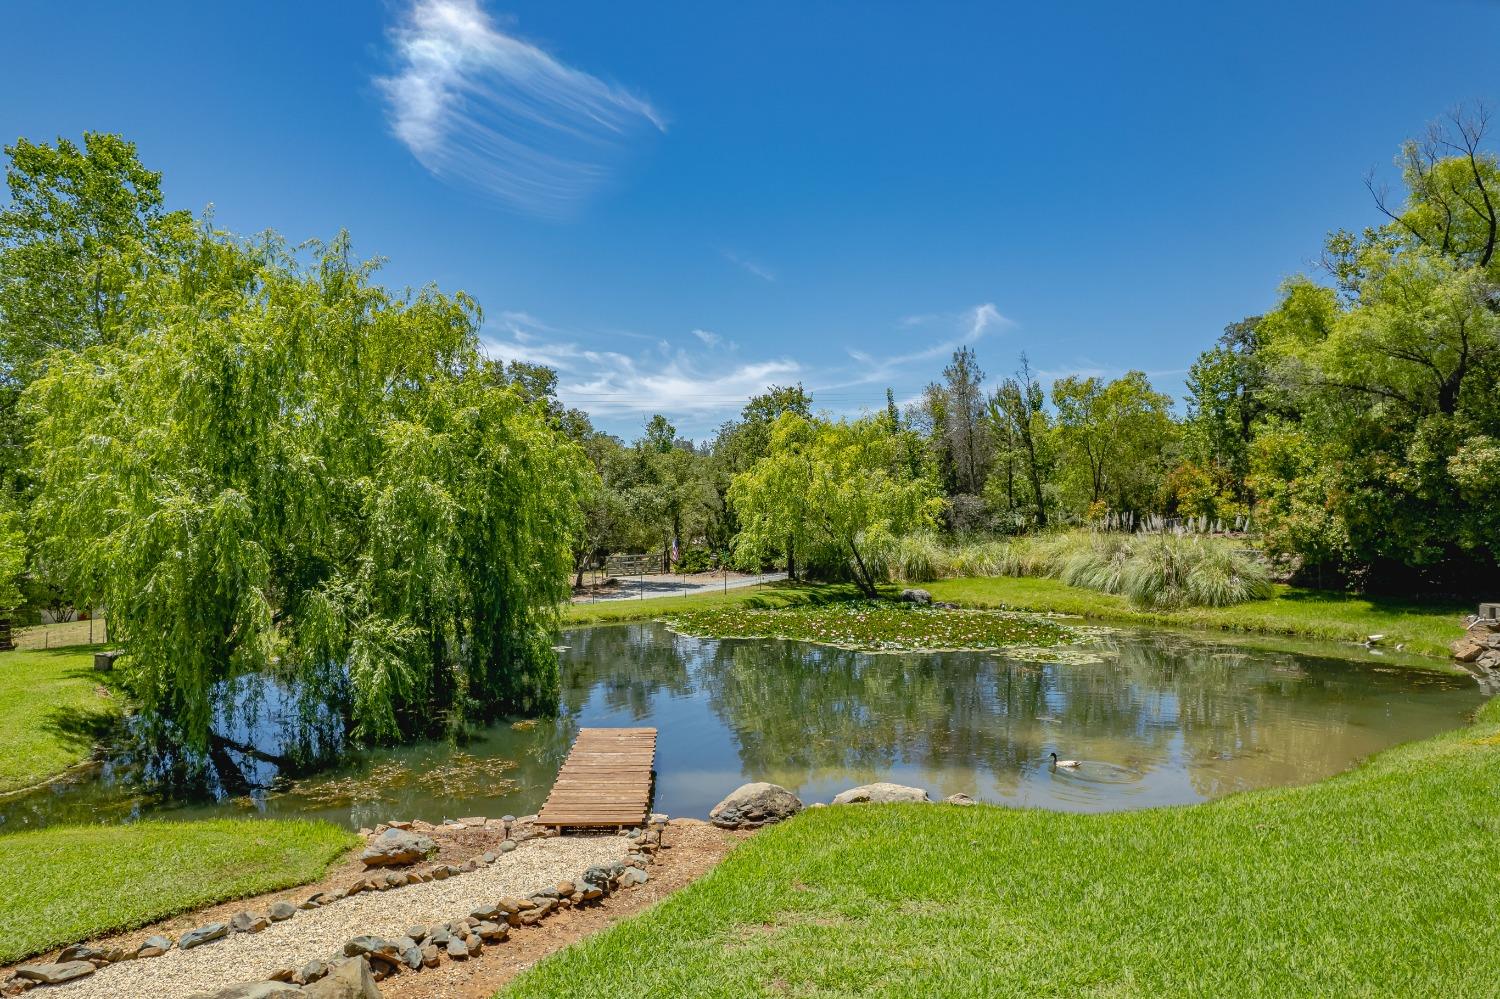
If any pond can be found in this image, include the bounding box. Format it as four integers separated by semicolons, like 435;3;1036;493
0;622;1485;830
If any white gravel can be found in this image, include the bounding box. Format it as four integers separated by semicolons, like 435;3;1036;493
46;836;627;999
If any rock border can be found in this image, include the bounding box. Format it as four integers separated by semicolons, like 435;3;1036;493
1;814;667;998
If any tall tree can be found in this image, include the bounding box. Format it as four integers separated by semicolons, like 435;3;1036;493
1051;372;1175;516
940;346;991;497
730;414;943;595
986;354;1052;527
26;232;584;753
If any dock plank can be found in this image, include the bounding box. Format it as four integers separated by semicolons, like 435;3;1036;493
535;726;657;829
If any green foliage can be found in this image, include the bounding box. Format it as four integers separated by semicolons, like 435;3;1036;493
878;530;1272;610
1050;371;1175;514
0;818;358;964
0;496;24;612
730;414;944;594
504;709;1500;998
24;232;584;751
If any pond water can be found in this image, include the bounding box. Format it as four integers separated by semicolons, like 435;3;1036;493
0;622;1485;831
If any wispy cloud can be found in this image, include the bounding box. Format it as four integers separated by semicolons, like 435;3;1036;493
832;302;1014;388
721;249;776;282
376;0;666;218
483;313;797;437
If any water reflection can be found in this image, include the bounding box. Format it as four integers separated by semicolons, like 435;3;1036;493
0;623;1483;830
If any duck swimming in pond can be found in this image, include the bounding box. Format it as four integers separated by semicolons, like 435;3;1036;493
1049;752;1081;770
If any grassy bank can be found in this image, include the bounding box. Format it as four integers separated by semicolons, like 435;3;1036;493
560;576;1468;660
926;576;1469;658
504;697;1500;997
0;647;121;794
0;818;359;964
560;581;869;627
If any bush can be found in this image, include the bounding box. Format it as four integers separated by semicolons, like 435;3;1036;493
878;529;1272;610
674;547;714;573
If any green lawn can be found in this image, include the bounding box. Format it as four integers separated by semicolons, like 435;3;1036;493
0;647;121;794
0;818;359;964
561;580;871;627
504;697;1500;998
925;576;1471;659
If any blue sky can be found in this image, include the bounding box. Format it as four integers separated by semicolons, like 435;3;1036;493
4;0;1498;439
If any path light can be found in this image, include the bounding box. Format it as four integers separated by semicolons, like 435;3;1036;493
502;814;515;838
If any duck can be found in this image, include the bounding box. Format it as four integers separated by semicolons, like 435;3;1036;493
1049;752;1081;770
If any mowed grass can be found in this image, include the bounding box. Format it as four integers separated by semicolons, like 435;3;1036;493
0;647;121;793
503;698;1500;998
926;576;1470;659
561;576;1469;660
560;580;871;627
0;819;360;964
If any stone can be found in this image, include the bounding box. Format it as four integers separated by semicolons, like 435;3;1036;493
618;866;649;887
342;936;391;958
178;923;228;950
709;781;804;829
229;911;270;933
945;792;977;806
483;851;497;863
499;839;518;852
476;920;508;942
298;960;329;984
401;944;423;970
389;819;413;829
358;827;437;868
268;968;296;982
579;882;605;901
207;982;302;998
431;865;451;880
446;937;469;960
458;815;487;826
383;871;408;888
1453;636;1486;662
831;781;931;805
14;963;95;985
136;935;173;958
556;879;576;896
471;903;504;921
465;935;482;957
301;958;380;999
55;945;105;963
262;901;296;922
421;944;440;969
898;587;933;605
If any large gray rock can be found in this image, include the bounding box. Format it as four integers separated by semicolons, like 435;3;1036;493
15;962;96;984
359;827;436;868
178;922;229;949
898;588;933;605
944;792;977;806
301;958;381;999
208;982;303;998
831;782;931;805
709;781;803;829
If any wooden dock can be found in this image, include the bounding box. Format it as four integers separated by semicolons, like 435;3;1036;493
536;727;657;829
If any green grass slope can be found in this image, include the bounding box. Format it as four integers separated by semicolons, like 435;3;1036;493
504;698;1500;997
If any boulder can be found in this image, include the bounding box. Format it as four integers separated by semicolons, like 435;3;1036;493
268;901;297;921
178;923;228;950
136;935;173;958
301;958;380;999
944;792;977;806
229;911;269;933
1452;636;1486;662
359;827;436;868
14;962;95;985
898;588;933;605
831;782;931;805
208;982;302;998
709;781;804;829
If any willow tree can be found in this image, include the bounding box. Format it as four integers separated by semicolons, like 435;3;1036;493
25;231;583;752
730;413;943;594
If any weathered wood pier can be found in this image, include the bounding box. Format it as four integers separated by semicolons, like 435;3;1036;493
536;727;657;829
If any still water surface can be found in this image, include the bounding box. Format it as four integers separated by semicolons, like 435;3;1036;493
0;622;1483;830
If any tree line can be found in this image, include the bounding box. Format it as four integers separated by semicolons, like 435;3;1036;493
0;106;1495;759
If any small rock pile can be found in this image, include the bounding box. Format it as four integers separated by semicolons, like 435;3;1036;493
1453;614;1500;672
1;814;660;999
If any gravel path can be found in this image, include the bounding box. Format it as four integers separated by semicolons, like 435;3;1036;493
48;836;627;999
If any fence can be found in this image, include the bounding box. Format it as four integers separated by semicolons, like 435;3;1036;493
13;616;108;650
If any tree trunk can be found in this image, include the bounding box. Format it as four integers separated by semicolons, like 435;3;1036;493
847;541;877;597
786;535;796;581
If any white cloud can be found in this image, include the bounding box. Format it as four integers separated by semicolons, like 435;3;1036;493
376;0;665;218
721;249;776;282
831;302;1014;389
482;313;798;437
